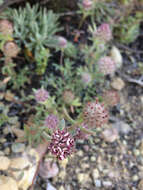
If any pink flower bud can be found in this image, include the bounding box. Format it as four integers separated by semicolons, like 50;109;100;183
83;99;109;128
63;90;75;104
103;90;120;107
3;42;19;58
97;56;116;75
94;23;112;42
0;19;13;36
58;36;67;48
44;115;59;129
49;129;75;160
81;72;92;85
34;88;49;102
82;0;93;10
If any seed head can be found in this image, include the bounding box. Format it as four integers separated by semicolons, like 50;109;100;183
49;129;75;160
94;23;112;42
63;90;75;104
103;90;120;107
97;56;116;75
83;99;109;128
44;115;59;129
0;19;13;36
81;72;92;85
58;36;67;49
82;0;93;10
3;42;19;58
34;88;49;102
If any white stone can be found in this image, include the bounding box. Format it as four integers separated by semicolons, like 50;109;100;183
110;46;122;69
8;148;40;190
92;169;99;179
0;175;18;190
111;77;125;91
0;156;10;170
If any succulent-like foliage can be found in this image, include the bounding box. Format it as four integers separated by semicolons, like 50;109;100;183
49;129;75;160
7;3;61;74
83;99;109;128
97;56;116;75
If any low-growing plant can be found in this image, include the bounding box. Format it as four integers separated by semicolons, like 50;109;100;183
4;3;62;75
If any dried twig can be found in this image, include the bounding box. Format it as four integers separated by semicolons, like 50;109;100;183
122;74;143;87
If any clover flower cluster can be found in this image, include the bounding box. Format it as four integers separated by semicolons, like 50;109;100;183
81;72;92;85
94;23;112;42
0;19;13;36
82;0;93;10
63;90;75;104
58;36;67;49
97;56;116;75
83;99;108;128
49;129;75;160
44;115;59;130
3;41;19;58
34;88;49;102
103;90;120;107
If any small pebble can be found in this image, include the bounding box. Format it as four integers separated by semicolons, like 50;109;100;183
103;181;112;187
95;179;101;187
11;143;25;153
111;77;125;91
0;156;10;170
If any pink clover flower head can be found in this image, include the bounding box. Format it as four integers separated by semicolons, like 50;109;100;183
49;129;75;160
98;56;116;75
75;123;90;139
34;88;49;102
103;90;120;107
63;90;75;104
94;23;112;42
58;36;67;49
0;19;13;36
83;99;109;128
82;0;93;10
44;115;59;129
81;72;92;85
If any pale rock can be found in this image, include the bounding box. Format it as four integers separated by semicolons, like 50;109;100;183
111;77;125;91
59;170;66;180
92;169;99;180
110;46;122;69
0;175;18;190
102;127;118;142
0;156;10;170
113;121;132;135
8;148;40;190
138;179;143;190
11;143;25;153
77;173;89;183
59;186;65;190
103;181;112;187
59;158;68;169
39;159;59;179
46;182;57;190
